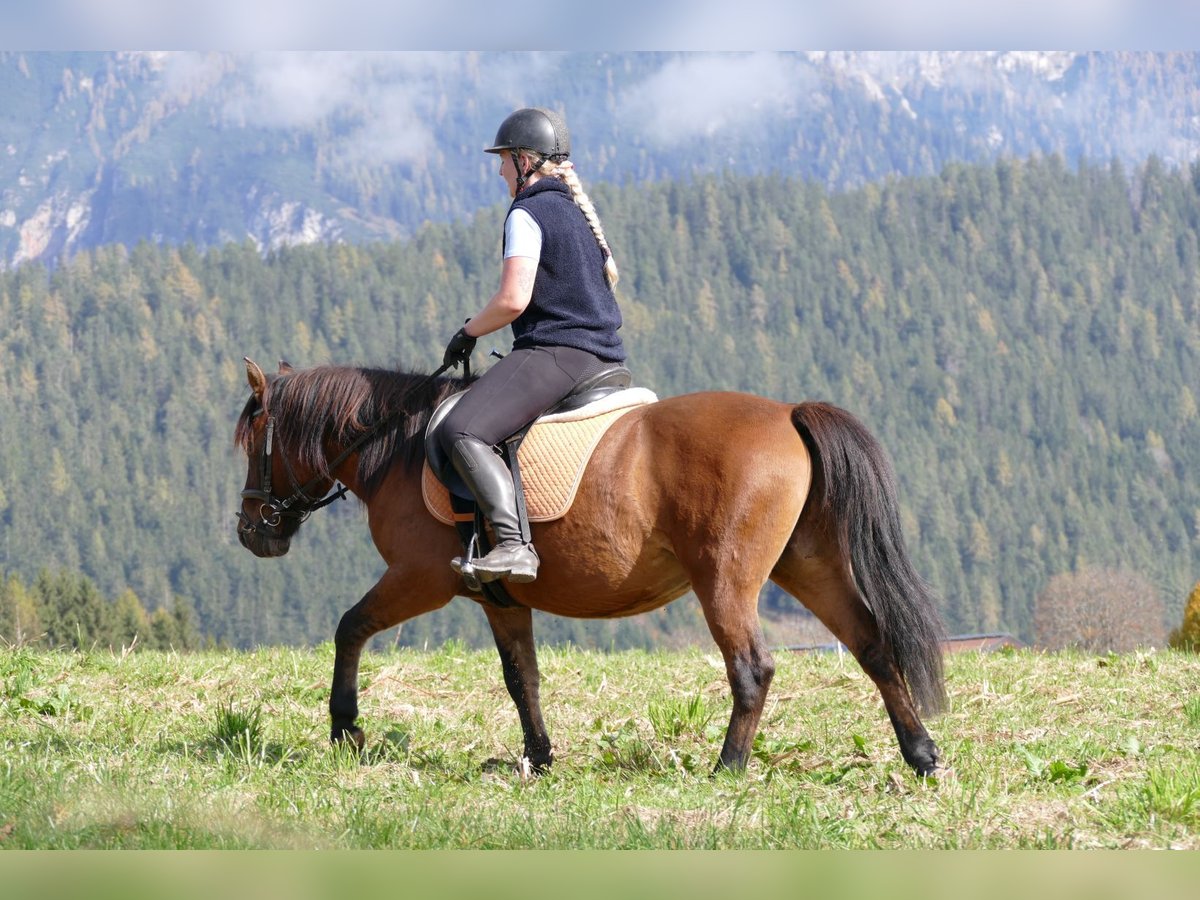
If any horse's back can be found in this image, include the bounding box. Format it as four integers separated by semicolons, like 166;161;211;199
633;389;811;529
622;391;811;483
535;391;812;595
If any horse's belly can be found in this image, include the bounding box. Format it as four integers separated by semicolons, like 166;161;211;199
521;574;692;619
513;528;692;619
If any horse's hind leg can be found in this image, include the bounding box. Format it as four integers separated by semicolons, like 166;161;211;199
693;577;776;772
481;604;554;772
771;561;939;776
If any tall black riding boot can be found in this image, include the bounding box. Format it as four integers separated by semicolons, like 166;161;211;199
449;437;539;583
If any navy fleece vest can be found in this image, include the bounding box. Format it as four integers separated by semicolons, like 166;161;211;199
505;179;625;362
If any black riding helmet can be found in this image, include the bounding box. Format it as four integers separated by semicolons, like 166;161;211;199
485;107;570;192
486;107;571;158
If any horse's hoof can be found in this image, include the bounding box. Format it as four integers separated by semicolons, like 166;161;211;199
909;750;940;777
331;724;366;751
902;736;940;777
482;755;552;778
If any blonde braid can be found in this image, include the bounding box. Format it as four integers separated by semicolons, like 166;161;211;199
540;159;619;288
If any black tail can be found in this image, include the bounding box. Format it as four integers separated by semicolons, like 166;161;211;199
792;402;947;715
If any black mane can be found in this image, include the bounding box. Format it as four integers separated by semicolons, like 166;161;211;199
235;365;469;500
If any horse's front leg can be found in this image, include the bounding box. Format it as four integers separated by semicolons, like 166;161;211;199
481;603;554;772
330;566;453;749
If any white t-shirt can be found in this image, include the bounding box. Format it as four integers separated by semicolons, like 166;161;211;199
503;208;543;260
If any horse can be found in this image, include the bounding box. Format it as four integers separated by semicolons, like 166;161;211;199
235;358;947;777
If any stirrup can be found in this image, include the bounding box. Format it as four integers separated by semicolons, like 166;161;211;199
450;534;484;591
471;541;540;584
450;556;484;591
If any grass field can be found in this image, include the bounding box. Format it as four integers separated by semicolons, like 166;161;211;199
1;640;1198;850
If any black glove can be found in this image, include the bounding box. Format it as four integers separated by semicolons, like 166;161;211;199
442;327;477;368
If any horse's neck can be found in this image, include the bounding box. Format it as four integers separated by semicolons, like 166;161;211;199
322;427;428;506
323;440;366;496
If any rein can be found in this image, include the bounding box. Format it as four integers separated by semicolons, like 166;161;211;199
238;359;465;537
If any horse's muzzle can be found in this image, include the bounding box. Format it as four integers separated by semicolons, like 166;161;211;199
237;525;292;558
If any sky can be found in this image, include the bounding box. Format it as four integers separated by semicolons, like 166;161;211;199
3;0;1199;49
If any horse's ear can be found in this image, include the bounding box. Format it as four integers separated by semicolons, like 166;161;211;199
245;357;268;399
278;359;294;375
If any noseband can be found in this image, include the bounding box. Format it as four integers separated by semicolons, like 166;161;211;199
237;413;349;539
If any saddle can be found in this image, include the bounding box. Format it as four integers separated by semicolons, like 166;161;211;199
423;365;654;605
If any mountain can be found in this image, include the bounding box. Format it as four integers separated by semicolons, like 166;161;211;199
3;51;1200;270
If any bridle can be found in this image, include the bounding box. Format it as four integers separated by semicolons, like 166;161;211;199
236;410;351;539
236;360;462;539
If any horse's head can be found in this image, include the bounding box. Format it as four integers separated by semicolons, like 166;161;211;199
234;357;328;558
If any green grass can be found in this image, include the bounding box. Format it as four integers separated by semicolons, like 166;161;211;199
0;642;1197;849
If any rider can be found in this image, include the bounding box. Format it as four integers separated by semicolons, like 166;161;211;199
438;106;626;584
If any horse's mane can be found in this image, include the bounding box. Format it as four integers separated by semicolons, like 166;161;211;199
235;365;469;500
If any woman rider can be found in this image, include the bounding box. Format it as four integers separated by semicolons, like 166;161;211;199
438;107;625;584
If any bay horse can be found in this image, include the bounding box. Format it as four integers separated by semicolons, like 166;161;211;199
235;358;946;776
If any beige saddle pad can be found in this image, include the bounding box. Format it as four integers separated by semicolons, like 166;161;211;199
422;388;657;525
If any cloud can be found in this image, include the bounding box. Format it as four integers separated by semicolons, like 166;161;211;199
155;52;543;167
235;54;372;129
234;53;465;124
329;79;438;166
620;53;814;147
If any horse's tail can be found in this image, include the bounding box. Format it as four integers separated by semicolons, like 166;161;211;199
791;402;947;715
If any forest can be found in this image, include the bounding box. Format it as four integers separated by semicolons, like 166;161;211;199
0;154;1196;650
